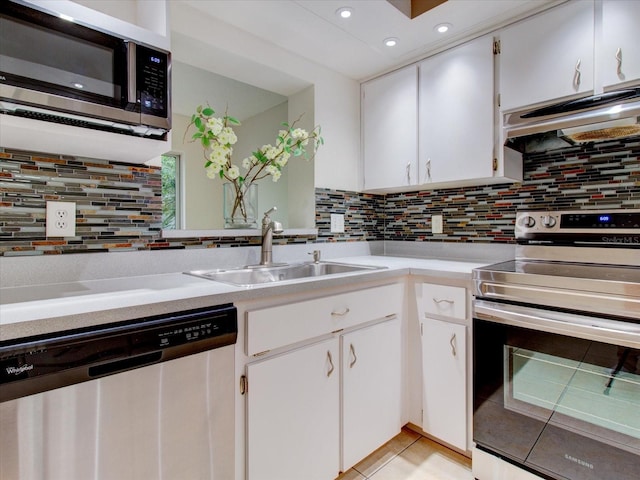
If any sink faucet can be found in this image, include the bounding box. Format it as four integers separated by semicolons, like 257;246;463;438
260;207;284;265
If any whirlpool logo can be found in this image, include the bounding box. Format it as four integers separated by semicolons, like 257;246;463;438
565;453;594;470
6;364;34;375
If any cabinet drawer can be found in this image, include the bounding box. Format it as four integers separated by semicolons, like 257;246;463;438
417;283;466;320
247;283;403;356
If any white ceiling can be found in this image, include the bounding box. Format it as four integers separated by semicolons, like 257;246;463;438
180;0;558;82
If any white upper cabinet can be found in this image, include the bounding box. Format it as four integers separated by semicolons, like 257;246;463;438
418;35;496;185
601;0;640;90
499;0;595;112
362;66;418;191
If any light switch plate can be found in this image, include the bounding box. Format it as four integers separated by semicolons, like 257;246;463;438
330;213;345;233
46;201;76;237
432;214;443;234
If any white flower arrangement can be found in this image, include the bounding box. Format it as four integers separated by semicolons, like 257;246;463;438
187;105;323;186
185;105;323;225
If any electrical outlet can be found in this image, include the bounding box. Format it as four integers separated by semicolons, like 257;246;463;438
330;213;345;233
46;201;76;237
432;214;443;234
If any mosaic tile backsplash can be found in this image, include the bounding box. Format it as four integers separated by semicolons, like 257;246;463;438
1;137;638;255
384;138;640;242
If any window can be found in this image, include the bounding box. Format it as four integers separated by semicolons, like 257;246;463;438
161;153;181;229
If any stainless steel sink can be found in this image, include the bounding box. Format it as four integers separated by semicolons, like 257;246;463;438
186;261;385;286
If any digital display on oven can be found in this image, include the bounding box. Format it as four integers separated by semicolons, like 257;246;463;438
561;212;640;229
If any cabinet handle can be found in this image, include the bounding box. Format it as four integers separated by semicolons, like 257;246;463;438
573;58;581;89
615;48;622;76
331;307;350;316
326;350;335;377
406;162;411;184
425;158;431;183
433;298;454;305
450;333;457;357
349;343;357;368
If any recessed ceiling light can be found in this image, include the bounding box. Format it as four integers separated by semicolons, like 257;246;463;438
434;23;452;34
336;7;353;19
384;37;398;47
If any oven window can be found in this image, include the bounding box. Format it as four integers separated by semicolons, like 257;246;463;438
506;345;640;440
474;318;640;480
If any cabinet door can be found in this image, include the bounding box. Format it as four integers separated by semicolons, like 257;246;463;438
499;0;594;111
601;0;640;89
419;35;495;185
342;317;402;471
247;338;340;480
421;318;467;451
362;65;418;190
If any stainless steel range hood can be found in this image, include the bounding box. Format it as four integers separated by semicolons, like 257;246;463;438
504;87;640;153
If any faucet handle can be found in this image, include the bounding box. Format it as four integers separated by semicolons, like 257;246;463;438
264;206;277;217
308;250;321;263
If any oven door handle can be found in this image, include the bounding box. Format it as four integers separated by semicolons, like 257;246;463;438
473;299;640;349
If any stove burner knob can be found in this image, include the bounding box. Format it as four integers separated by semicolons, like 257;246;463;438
542;215;557;228
520;215;536;228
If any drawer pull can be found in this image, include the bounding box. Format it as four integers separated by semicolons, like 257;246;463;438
331;308;350;316
326;351;335;377
349;343;357;368
433;298;454;304
450;333;457;356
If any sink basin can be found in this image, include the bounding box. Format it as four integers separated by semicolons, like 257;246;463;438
187;261;385;286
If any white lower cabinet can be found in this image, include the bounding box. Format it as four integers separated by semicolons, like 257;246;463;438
245;284;404;480
247;337;340;480
341;317;402;470
421;317;467;451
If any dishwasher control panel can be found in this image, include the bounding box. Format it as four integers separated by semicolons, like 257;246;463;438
0;304;237;402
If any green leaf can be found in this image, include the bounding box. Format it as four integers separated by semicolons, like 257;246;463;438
202;137;210;148
205;160;212;167
194;117;203;130
219;170;224;179
294;147;303;156
192;132;203;140
202;107;214;116
281;121;290;128
196;105;203;114
226;116;240;125
254;150;268;163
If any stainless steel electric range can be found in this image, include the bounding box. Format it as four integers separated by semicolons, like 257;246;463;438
472;209;640;480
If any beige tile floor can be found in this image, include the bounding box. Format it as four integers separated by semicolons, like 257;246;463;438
336;427;473;480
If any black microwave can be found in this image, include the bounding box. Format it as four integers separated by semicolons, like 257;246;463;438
0;0;171;139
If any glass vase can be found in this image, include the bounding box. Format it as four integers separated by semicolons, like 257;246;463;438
223;182;258;229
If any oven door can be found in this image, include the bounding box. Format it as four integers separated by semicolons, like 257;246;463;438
473;300;640;480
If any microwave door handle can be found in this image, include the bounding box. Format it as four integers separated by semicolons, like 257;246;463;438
127;42;137;106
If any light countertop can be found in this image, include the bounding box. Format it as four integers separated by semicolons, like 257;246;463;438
0;256;488;342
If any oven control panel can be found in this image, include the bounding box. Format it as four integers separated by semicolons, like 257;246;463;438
516;209;640;245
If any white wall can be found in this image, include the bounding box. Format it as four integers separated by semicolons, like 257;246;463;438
287;87;316;228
